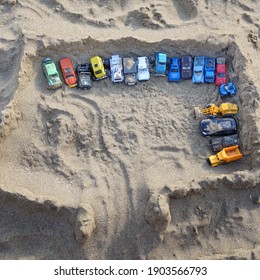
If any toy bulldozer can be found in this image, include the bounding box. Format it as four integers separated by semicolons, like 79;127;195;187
208;145;242;167
194;103;238;119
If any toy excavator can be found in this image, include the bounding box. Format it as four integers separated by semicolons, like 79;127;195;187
194;103;238;119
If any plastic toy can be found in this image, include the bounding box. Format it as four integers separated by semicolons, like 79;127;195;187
210;134;239;152
219;82;237;97
204;57;215;83
59;57;77;88
200;117;237;137
90;56;108;81
208;145;242;167
181;55;193;79
123;57;137;86
42;58;62;89
154;53;167;76
76;64;93;89
137;56;150;81
194;103;238;118
110;55;124;83
215;57;227;86
168;57;180;82
192;56;205;83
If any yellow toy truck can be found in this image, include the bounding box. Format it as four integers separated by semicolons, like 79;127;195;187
90;56;108;81
194;103;238;119
208;145;242;167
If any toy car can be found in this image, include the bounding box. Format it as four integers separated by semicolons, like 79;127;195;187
90;56;108;81
199;117;237;137
204;57;215;83
42;58;62;89
181;55;193;79
76;64;93;89
215;57;227;86
192;56;205;83
210;134;239;152
137;56;150;81
168;57;180;82
219;82;237;97
154;53;167;76
109;55;124;83
123;57;137;86
59;57;77;88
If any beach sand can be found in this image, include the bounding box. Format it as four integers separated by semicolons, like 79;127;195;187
0;0;260;259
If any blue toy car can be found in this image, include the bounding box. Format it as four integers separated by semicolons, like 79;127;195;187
168;57;180;82
192;56;205;83
204;57;215;83
155;53;167;76
219;82;237;97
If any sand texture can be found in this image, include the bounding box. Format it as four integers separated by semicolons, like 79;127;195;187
0;0;260;259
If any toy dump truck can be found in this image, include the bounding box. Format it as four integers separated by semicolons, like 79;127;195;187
194;103;238;119
208;145;242;167
123;57;137;85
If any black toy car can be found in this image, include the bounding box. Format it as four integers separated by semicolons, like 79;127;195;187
181;55;193;79
199;117;237;137
210;134;239;152
76;64;93;89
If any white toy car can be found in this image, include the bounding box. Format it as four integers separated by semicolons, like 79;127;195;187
110;55;124;83
137;56;150;81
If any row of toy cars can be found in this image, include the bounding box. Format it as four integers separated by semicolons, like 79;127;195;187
42;53;235;90
42;55;150;89
194;103;243;167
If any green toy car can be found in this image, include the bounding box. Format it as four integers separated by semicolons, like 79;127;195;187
42;58;62;89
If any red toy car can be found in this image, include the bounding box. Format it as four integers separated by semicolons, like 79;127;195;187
59;57;77;88
215;57;227;86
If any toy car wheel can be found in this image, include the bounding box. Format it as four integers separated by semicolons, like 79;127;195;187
106;69;111;78
148;55;155;66
103;58;110;68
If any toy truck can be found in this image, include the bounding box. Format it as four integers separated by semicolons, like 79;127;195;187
123;57;137;86
204;57;215;83
192;56;205;83
208;145;242;167
194;103;238;119
110;55;124;83
210;134;239;152
215;57;227;86
155;53;167;76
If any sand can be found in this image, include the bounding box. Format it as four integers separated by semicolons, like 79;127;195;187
0;0;260;260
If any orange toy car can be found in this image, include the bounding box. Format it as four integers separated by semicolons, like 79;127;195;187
59;57;77;88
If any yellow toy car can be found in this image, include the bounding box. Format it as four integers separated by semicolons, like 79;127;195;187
90;56;108;81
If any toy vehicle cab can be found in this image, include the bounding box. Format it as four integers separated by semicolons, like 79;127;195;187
90;56;108;81
155;53;167;76
204;57;215;83
110;55;124;83
76;64;93;89
215;57;227;86
42;58;62;89
181;55;193;79
199;117;237;137
137;56;150;81
192;56;205;83
168;57;180;82
59;57;77;88
123;57;137;86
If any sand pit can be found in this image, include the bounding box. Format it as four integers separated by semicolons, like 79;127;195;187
0;0;260;260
